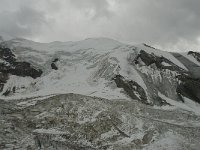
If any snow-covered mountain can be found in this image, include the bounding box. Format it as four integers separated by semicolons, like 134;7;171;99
1;37;200;149
1;37;200;106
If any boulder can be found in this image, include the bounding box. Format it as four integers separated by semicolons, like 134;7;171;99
51;63;58;70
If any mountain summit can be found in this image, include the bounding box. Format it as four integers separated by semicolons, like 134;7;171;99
1;37;200;149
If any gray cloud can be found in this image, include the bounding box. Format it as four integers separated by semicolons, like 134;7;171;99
0;7;48;38
122;0;200;46
69;0;114;18
0;0;200;51
0;0;51;39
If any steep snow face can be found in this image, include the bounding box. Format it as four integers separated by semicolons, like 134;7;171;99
1;37;200;108
0;41;148;103
0;38;130;100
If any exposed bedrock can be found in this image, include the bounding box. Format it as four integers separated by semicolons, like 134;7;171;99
172;52;200;104
51;63;58;70
113;74;149;105
51;58;59;70
134;50;186;73
134;50;200;104
176;75;200;103
0;46;43;93
0;46;43;78
188;51;200;62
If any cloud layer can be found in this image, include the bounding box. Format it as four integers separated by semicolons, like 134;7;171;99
0;0;200;51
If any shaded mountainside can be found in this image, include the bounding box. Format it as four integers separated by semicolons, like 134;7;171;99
1;37;200;149
172;52;200;104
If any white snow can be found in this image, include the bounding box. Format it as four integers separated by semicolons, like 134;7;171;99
161;62;171;67
6;37;124;54
17;95;54;108
0;39;140;100
1;37;198;114
1;75;36;95
33;128;68;135
1;37;200;149
144;131;185;150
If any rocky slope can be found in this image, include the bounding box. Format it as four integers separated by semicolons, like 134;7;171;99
1;37;200;149
1;93;200;150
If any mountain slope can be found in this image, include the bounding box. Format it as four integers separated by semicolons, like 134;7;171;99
0;38;200;106
1;37;200;149
1;93;200;149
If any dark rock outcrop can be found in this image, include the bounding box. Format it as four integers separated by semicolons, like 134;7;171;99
0;47;16;63
0;72;8;82
188;51;200;62
172;53;200;103
135;50;185;73
0;46;43;93
53;58;59;62
0;61;42;79
113;74;149;104
176;75;200;103
0;46;42;78
51;58;59;70
134;50;200;104
51;63;58;70
143;43;156;49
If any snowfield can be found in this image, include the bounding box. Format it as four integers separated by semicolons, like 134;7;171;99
1;37;200;149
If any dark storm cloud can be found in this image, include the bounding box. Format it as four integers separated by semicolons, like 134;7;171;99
0;0;200;51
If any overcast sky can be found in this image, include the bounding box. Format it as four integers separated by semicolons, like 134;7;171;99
0;0;200;51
